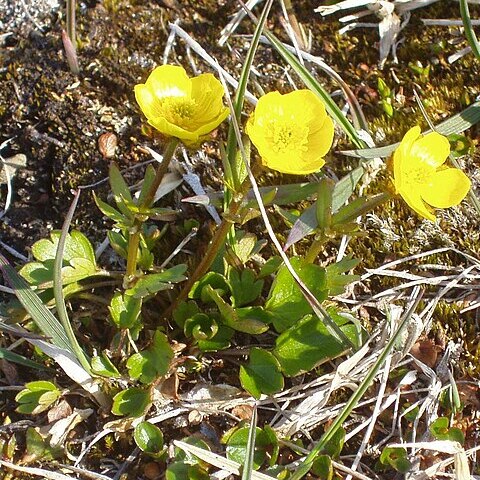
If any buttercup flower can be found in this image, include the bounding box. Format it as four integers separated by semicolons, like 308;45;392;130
134;65;229;144
393;126;471;221
246;90;334;175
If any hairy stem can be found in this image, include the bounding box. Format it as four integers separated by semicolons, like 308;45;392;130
124;138;179;284
168;198;242;313
304;234;326;263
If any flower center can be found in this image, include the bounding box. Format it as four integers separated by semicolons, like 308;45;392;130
155;96;197;129
270;121;309;154
403;164;434;187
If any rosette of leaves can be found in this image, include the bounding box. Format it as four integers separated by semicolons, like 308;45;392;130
19;230;105;289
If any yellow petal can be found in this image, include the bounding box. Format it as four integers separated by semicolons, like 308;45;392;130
190;73;227;125
409;131;450;169
148;117;198;141
307;115;335;159
146;65;191;99
393;126;421;192
188;107;230;139
421;168;471;208
398;187;436;221
263;151;325;175
134;84;156;120
282;90;326;122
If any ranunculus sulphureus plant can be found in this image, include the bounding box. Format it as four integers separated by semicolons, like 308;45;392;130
134;64;229;145
393;126;471;221
246;90;334;175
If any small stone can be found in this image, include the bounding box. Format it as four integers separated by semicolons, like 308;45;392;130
98;132;117;159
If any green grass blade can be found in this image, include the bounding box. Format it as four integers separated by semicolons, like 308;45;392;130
261;30;366;149
53;189;92;372
242;404;258;480
0;347;50;370
0;253;72;352
460;0;480;61
225;0;274;192
342;99;480;158
289;288;423;479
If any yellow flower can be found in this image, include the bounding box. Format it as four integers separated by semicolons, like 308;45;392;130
134;65;229;144
393;126;471;221
246;90;334;175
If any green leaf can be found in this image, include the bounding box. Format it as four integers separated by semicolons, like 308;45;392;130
429;417;465;444
126;264;187;299
460;0;480;61
25;427;62;462
166;462;209;480
187;181;324;209
447;427;465;445
311;455;333;480
0;347;49;371
230;232;260;265
107;230;128;259
109;292;142;330
111;387;151;417
109;162;134;205
265;257;328;332
173;301;200;328
377;78;391;98
273;314;358;377
224;426;272;471
197;325;234;352
184;313;218;341
448;133;474;158
228;269;264;307
325;257;360;296
429;416;449;438
126;330;173;383
331;193;390;226
316;178;334;231
91;352;121;378
285;168;364;248
323;426;345;459
239;348;284;399
174;436;211;466
205;286;269;334
258;256;282;278
0;253;72;353
94;193;133;227
20;230;99;287
15;381;61;415
189;272;230;303
31;230;94;264
380;447;411;473
137;164;156;206
134;421;165;457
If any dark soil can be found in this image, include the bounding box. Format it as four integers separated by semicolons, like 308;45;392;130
1;0;480;477
1;0;479;257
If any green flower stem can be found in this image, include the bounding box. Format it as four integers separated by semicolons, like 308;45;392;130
140;138;180;208
304;234;326;263
125;137;179;284
169;198;242;312
66;0;76;50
